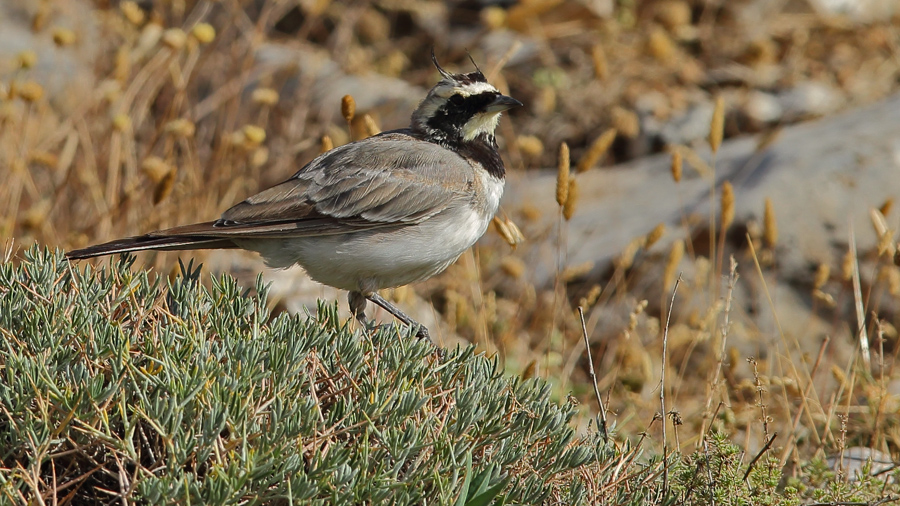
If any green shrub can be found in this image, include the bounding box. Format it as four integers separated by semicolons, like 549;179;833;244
0;248;608;504
3;248;899;505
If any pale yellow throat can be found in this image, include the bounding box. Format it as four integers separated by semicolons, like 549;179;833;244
462;112;502;141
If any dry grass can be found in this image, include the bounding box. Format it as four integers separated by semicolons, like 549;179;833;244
5;0;900;489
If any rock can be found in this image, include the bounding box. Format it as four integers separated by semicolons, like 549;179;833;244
744;90;782;124
658;101;715;146
777;81;844;119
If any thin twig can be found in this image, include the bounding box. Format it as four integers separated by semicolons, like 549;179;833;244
578;306;608;441
743;432;778;482
660;273;682;497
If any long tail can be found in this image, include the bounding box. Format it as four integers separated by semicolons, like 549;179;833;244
66;234;236;260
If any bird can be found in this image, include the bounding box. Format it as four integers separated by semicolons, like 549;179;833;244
66;52;522;342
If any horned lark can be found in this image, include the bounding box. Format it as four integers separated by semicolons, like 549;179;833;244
67;54;522;341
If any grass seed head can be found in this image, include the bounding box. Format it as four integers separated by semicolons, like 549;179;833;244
17;81;44;103
663;239;685;289
500;256;526;279
252;87;279;106
17;50;37;70
112;113;132;132
841;250;853;281
556;142;570;207
165;118;195;138
363;114;381;136
813;263;830;290
517;135;544;158
121;1;145;25
670;149;682;182
763;197;777;248
341;95;356;123
579;284;602;309
721;181;735;230
493;216;525;248
709;95;725;153
242;125;266;145
645;223;666;249
141;156;170;183
162;28;187;50
648;27;676;63
591;44;607;80
191;23;216;44
251;147;268;168
481;6;507;30
153;168;176;204
562;261;594;282
52;27;77;47
321;134;334;153
615;237;644;270
880;198;893;217
611;107;640;138
577;128;617;173
563;178;578;220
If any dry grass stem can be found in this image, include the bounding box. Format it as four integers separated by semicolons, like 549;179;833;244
556;142;570;207
578;306;608;441
660;274;682;492
848;225;872;371
709;95;725;154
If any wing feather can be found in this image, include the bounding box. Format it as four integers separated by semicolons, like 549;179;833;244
217;132;473;237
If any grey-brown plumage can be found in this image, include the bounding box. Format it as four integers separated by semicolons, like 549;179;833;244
67;54;522;341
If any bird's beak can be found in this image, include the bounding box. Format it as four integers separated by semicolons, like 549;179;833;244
485;94;524;114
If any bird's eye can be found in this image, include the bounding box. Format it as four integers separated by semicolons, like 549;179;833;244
449;94;464;105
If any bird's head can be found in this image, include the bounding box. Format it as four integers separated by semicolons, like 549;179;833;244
412;52;522;147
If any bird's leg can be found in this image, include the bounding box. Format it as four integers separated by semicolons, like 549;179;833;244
366;292;432;342
348;291;370;328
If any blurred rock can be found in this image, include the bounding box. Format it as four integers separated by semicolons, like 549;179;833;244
778;81;844;119
254;43;425;128
658;101;714;146
744;90;782;124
